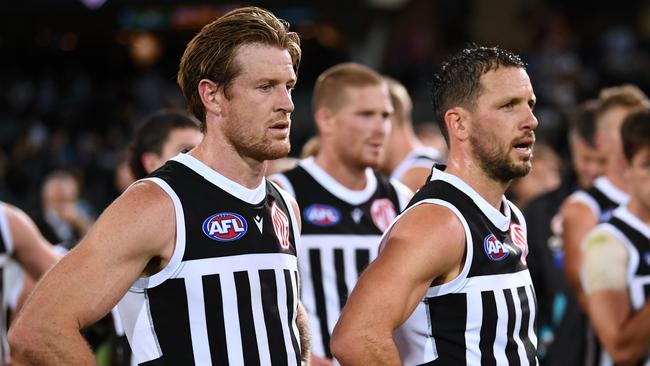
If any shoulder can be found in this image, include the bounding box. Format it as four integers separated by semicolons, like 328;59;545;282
92;180;176;256
379;202;466;280
389;202;465;256
560;194;597;222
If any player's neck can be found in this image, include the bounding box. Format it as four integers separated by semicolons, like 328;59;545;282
627;199;650;226
444;155;508;211
605;170;629;194
314;152;368;191
386;129;420;171
190;138;266;189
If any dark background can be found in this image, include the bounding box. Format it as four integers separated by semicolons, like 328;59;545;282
1;0;649;213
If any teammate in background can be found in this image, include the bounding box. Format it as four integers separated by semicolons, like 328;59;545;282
523;100;607;364
0;202;59;364
561;85;649;311
10;6;311;365
582;108;650;365
332;46;539;365
271;63;412;365
129;109;203;180
379;76;442;191
559;85;648;365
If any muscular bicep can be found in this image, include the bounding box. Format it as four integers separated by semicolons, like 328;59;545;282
17;181;176;330
339;204;465;331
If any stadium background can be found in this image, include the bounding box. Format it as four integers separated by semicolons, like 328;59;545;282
0;0;649;217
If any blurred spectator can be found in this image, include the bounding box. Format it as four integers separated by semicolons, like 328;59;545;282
34;170;94;249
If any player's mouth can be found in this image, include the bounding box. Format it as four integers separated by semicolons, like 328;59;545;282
269;121;290;135
512;137;534;158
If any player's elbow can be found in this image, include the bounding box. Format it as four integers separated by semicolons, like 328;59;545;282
330;321;361;364
607;342;643;366
8;317;41;359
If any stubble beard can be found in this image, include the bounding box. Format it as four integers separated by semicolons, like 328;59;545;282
226;123;291;162
470;129;532;184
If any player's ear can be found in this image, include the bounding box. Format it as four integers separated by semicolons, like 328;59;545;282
314;107;335;136
445;107;470;142
198;79;223;117
141;152;162;175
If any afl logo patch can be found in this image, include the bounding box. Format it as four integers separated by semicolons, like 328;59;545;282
202;212;248;242
304;204;340;226
484;234;510;261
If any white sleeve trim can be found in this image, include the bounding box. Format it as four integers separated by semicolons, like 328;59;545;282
390;178;414;211
131;177;186;290
268;173;296;199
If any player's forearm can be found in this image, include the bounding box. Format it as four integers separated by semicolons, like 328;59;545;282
604;304;650;365
297;302;312;365
9;319;96;366
330;328;401;366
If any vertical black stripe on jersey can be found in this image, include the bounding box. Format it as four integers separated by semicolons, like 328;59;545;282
334;249;348;310
527;285;538;334
479;291;497;366
147;279;195;364
503;289;521;366
427;294;467;365
517;287;536;364
355;249;370;277
0;231;6;255
259;269;288;366
308;249;332;358
234;271;260;366
0;268;5;365
202;274;228;365
285;270;301;365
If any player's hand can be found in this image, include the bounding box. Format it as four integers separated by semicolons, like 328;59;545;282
311;354;335;366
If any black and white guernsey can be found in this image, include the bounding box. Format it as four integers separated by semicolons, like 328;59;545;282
567;176;628;366
570;176;629;222
393;166;538;366
596;206;650;366
272;157;411;359
0;204;13;365
117;153;302;366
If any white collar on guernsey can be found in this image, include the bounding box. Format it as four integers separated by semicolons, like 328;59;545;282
593;176;629;205
613;205;650;238
430;166;511;231
299;157;378;205
171;153;266;205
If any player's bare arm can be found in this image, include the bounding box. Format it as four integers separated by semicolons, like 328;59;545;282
584;230;650;365
560;199;598;309
9;181;176;366
331;203;466;365
4;203;59;279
